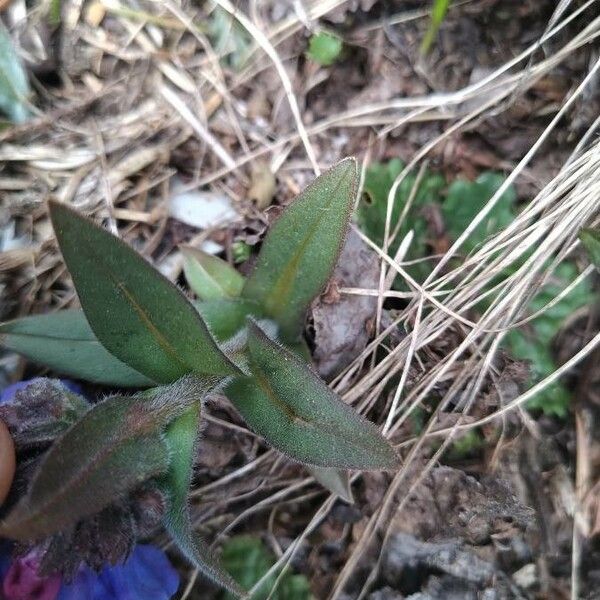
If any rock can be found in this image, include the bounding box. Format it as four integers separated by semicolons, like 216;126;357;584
312;228;379;379
369;587;404;600
382;533;495;586
512;563;537;591
375;466;536;599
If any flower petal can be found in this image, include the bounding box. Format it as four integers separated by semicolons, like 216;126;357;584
58;545;179;600
2;550;61;600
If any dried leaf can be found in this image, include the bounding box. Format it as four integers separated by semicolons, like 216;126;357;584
312;229;379;379
247;161;276;210
309;467;353;503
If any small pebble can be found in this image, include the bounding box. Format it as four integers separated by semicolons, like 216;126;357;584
0;419;16;505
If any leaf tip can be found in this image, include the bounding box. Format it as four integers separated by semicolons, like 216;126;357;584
333;156;358;183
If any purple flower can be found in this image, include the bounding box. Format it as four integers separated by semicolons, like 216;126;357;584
2;550;61;600
0;545;179;600
0;542;14;584
57;545;180;600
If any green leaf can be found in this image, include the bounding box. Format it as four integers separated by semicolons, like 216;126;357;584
161;406;248;599
221;536;313;600
0;300;257;386
442;172;516;253
0;311;154;387
208;7;253;71
580;228;600;268
232;241;251;264
356;159;445;287
1;393;170;541
197;298;264;342
49;201;239;383
504;261;594;417
181;246;245;301
226;321;397;470
242;159;357;340
306;32;343;67
446;430;483;460
421;0;451;54
48;0;62;25
309;467;353;503
0;22;30;123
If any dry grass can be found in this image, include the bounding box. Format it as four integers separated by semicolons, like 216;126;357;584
2;0;600;598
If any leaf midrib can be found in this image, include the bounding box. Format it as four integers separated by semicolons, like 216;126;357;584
253;367;384;455
263;173;349;317
12;417;163;536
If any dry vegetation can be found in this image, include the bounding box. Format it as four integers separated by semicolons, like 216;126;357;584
1;0;600;598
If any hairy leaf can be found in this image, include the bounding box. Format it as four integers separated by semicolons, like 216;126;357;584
580;228;600;268
181;246;245;300
1;375;219;541
197;298;264;342
0;300;258;386
226;322;397;470
161;406;248;599
49;201;239;383
1;394;169;541
284;342;353;501
242;159;357;340
0;311;153;387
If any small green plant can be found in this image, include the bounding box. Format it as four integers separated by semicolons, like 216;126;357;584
221;536;312;600
0;159;396;598
421;0;451;54
356;162;513;286
442;172;516;253
356;159;594;416
356;158;446;285
306;31;343;66
505;262;594;417
232;240;252;264
580;228;600;268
